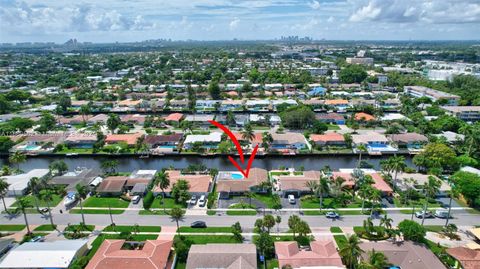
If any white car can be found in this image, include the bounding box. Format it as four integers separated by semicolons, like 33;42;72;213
288;195;296;204
131;196;141;204
63;192;77;207
198;195;206;207
189;195;197;205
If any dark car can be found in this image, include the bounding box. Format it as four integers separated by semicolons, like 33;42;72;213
190;221;207;228
385;196;394;204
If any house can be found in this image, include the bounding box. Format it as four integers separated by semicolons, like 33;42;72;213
186;244;257;269
153;170;212;197
86;239;173;269
184;114;215;128
447;247;480;269
183;132;222;150
88;114;109;125
125;170;157;192
245;99;270;112
12;133;67;153
169;99;189;110
275;238;344;269
351;132;397;153
380;113;409;121
354;112;375;122
273;170;321;197
360;241;446;269
442;106;480;122
316;113;345;125
0;240;88;269
434;131;465;144
303;99;325;111
310;133;346;147
336;169;394;195
220;99;243;112
65;133;97;149
120;114;146;125
388;133;428;150
271;133;309;151
3;169;50;197
395;173;451;197
144;133;183;152
271;99;297;111
95;176;128;196
404;86;459;105
234;114;249;127
308;86;327;96
325;99;349;111
216;168;268;198
105;133;142;146
195;100;220;111
51;168;102;191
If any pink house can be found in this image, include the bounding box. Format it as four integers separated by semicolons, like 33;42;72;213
275;238;345;269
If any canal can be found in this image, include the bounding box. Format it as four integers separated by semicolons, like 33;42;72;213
0;155;415;172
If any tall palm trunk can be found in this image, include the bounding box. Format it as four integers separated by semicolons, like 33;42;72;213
79;199;86;225
162;190;166;213
319;189;323;211
421;197;428;226
393;170;398;191
445;195;453;227
22;209;31;234
46;200;56;231
33;195;40;213
1;197;9;214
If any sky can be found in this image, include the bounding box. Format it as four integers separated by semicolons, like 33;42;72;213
1;0;480;43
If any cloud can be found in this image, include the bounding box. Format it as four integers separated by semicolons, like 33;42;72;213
349;0;480;24
327;16;335;23
229;17;240;30
309;0;320;10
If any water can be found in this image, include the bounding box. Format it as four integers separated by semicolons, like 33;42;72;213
231;172;244;180
0;155;414;172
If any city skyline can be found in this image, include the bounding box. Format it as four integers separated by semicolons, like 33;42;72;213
1;0;480;43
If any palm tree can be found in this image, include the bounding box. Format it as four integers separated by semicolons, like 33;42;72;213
369;190;382;217
421;176;441;226
262;132;273;151
358;249;390;269
75;184;88;225
356;144;368;168
245;192;254;207
305;181;318;194
445;187;459;227
358;185;372;213
16;196;32;234
0;178;10;214
275;216;281;233
339;234;364;269
241;123;255;142
380;214;393;230
9;151;26;170
388;156;406;190
169;207;185;232
79;105;91;124
288;215;301;238
39;189;57;231
28;177;42;212
154;171;170;212
315;176;329;211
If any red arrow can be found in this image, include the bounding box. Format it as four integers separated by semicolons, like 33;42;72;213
208;120;258;178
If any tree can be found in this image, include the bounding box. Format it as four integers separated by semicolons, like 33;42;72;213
358;185;373;213
154;171;170;212
75;184;88;225
241;123;255;142
279;105;316;129
36;112;56;133
262;132;273;151
413;142;458;173
356;144;368;168
339;234;364;269
48;160;68;176
340;64;368;83
450;171;480;208
316;176;329;211
143;191;154;209
171;179;190;205
100;160;119;174
39;189;57;230
231;221;243;241
0;137;14;153
28;177;42;212
79;105;91;124
421;176;441;225
16;196;32;234
311;120;328;134
358;249;390;269
305;180;318;194
263;214;276;234
9;151;26;170
288;215;301;238
208;80;221;99
275;215;282;233
107;114;121;134
169;207;185;231
385;156;406;190
296;220;311;237
380;214;393;231
399;220;426;242
255;232;275;268
0;178;10;214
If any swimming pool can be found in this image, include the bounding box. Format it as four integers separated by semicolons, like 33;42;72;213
231;173;244;180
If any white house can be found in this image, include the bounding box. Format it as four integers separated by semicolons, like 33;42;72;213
3;169;50;197
183;132;222;149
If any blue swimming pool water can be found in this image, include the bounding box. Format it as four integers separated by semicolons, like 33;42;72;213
231;173;244;180
25;145;39;150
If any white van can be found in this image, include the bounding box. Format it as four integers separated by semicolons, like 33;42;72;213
288;195;296;204
132;196;141;204
198;195;206;207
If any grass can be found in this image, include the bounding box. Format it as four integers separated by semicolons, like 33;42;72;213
207;210;217;215
270;171;290;176
334;234;348;249
87;234;159;259
300;196;367;209
238;193;280;209
393;197;441;209
266;259;279;269
226;210;257;216
330;227;343;233
70;209;125;214
228;203;256;209
423;239;458;268
150;197;187;209
174;235;241;244
425;225;444;233
103;225;161;233
11;194;63;208
0;224;26;231
33;224;57;231
65;224;95;232
178;227;233;233
82;197;130;208
327;124;341;130
56;147;93;154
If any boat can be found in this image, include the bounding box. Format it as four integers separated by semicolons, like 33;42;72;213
64;191;77;207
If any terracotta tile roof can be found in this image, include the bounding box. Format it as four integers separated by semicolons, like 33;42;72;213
276;171;320;191
164;113;184;122
354;112;375;121
310;133;345;143
105;133;143;146
86;239;173;269
370;173;393;193
388;133;428;143
325;99;348;105
144;134;183;145
316;113;344;121
446;247;480;269
216;168;268;193
153;170;212;193
275;239;343;268
331;172;356;188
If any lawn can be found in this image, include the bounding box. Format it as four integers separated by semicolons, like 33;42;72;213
150;197;187;209
393;198;441;209
226;210;257;216
333;234;348;249
11;194;63;208
327;124;341;130
33;224;57;231
425;225;444;233
174;235;241;245
65;224;95;232
70;209;125;214
300;196;367;209
330;227;343;233
87;234;158;259
270;171;290;176
103;225;161;233
178;227;233;233
82;197;130;208
228;203;256;209
56;147;93;154
237;194;280;209
207;210;217;215
139;210;170;215
0;224;26;231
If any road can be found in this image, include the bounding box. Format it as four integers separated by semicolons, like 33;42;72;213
1;211;479;230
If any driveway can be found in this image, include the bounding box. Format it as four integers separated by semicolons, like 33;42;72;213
281;198;299;209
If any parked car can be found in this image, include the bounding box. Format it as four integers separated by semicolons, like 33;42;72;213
288;195;296;204
63;191;77;207
198;195;206;207
189;195;197;205
40;208;49;213
30;236;45;242
385;196;394;204
131;196;141;204
415;210;434;219
434;210;451;219
325;211;340;219
190;221;207;228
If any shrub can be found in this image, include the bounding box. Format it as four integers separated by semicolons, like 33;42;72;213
143;191;154;209
398;220;426;242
